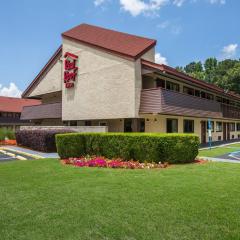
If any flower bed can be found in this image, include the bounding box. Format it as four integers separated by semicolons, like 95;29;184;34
0;140;17;146
61;156;169;169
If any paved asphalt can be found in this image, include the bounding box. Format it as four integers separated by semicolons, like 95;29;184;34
0;152;17;162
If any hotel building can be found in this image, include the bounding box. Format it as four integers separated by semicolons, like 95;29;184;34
21;23;240;144
0;96;40;130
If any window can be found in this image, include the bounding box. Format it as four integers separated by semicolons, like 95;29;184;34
216;96;222;103
230;122;236;132
99;122;107;126
156;78;165;88
201;91;206;98
140;119;145;132
237;123;240;131
206;93;214;100
194;90;200;97
216;122;223;132
85;121;92;126
207;121;214;132
184;120;194;133
223;98;230;104
167;119;178;133
183;86;194;96
70;121;77;126
166;81;179;92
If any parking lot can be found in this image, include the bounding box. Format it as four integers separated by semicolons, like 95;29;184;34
0;149;33;162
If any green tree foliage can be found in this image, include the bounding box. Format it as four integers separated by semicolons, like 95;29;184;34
176;58;240;94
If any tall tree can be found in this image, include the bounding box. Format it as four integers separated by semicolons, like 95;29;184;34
204;58;218;83
184;61;203;74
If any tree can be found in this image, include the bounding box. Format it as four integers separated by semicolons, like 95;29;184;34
184;61;203;74
221;63;240;93
175;58;240;94
204;58;218;83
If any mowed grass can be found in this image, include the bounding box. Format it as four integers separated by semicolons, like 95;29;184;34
198;147;240;157
1;159;240;240
198;143;240;157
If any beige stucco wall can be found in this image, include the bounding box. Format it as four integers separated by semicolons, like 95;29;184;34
29;58;62;97
91;119;124;132
62;38;155;121
142;114;240;143
141;47;155;62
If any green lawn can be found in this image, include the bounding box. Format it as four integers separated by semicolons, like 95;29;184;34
198;147;240;157
1;159;240;240
199;143;240;157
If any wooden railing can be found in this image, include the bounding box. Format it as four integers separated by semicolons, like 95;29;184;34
221;104;240;119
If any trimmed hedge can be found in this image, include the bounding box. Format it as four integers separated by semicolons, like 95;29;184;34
56;133;200;164
16;129;73;152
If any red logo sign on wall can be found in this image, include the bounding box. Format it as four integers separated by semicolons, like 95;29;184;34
64;52;78;89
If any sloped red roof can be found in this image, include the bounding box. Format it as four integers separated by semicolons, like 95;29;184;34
141;59;240;101
62;24;156;59
0;96;41;113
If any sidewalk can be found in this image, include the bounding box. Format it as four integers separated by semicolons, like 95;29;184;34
2;146;59;159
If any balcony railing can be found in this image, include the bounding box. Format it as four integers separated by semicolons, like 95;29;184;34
221;104;240;119
21;102;62;120
140;88;236;119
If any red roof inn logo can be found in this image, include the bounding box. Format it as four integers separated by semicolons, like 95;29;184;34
64;52;78;89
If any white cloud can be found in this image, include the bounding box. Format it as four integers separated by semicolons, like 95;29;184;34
0;83;22;97
157;20;170;29
94;0;106;6
119;0;168;16
173;0;186;7
155;53;168;65
221;44;238;59
208;0;226;4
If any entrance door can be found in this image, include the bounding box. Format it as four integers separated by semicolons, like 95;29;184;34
227;123;230;140
201;121;206;144
223;123;230;141
124;119;133;132
223;122;226;141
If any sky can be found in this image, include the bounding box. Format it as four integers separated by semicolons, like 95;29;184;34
0;0;239;97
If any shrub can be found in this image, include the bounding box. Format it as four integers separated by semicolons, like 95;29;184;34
0;128;15;141
16;129;74;152
56;133;200;164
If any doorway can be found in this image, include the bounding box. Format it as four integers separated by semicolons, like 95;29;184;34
223;122;230;141
201;121;206;144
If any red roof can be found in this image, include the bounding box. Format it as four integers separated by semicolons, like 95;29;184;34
0;96;41;113
62;24;156;60
141;59;240;101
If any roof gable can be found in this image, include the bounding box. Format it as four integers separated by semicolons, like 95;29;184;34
62;24;156;60
22;46;62;98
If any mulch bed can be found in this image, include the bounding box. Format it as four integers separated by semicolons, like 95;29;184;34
0;140;17;146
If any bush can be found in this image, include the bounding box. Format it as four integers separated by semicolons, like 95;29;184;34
56;133;200;164
16;129;73;152
0;128;15;141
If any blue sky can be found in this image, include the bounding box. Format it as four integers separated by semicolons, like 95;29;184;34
0;0;239;97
